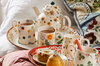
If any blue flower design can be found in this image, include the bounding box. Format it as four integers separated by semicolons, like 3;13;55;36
65;41;66;43
28;35;31;38
28;42;31;44
18;30;20;33
40;35;45;40
26;20;29;22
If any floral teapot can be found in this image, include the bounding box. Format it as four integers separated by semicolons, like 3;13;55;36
33;2;71;32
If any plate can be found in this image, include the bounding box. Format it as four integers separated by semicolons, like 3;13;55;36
28;45;100;66
7;25;78;49
33;54;46;65
28;45;62;66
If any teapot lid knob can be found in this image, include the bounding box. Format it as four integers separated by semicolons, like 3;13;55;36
50;1;55;5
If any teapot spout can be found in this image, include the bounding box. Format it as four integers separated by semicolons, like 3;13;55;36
33;6;40;18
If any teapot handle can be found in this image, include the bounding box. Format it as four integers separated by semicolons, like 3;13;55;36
59;15;71;32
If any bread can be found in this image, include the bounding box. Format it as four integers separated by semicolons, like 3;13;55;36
37;48;54;62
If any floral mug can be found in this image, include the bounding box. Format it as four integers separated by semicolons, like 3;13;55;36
38;26;63;46
62;34;90;60
68;45;98;66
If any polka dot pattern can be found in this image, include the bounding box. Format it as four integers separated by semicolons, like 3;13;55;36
26;20;29;22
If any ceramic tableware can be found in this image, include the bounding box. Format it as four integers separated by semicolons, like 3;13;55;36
33;1;71;32
38;26;63;46
68;44;98;66
62;34;90;60
7;25;78;49
12;19;36;45
28;45;100;66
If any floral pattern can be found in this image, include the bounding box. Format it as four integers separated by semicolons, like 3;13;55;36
88;19;97;30
84;32;96;44
46;34;53;40
79;53;85;60
87;61;93;66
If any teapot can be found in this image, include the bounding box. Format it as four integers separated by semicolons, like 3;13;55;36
33;1;71;32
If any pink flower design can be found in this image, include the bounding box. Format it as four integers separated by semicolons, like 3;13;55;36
86;54;89;57
88;18;97;30
84;32;96;44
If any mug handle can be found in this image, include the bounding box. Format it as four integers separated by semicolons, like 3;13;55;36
11;20;18;31
59;15;71;32
80;38;90;47
68;44;76;61
55;31;63;44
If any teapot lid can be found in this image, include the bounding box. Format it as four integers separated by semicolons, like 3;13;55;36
42;1;61;16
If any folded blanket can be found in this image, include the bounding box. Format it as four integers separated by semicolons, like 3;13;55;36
0;50;35;66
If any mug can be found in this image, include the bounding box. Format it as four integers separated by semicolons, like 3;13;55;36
68;45;98;66
12;19;36;44
38;26;63;46
62;34;90;60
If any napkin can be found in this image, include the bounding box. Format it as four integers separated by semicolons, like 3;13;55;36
0;50;36;66
63;0;100;47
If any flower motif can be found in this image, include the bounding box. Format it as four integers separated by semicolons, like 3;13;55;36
88;24;94;29
47;34;53;40
50;11;54;15
40;34;45;41
86;54;89;57
54;6;58;9
93;18;97;25
73;39;77;44
54;18;58;22
47;22;52;26
84;32;96;44
88;18;97;30
40;41;43;46
41;17;45;21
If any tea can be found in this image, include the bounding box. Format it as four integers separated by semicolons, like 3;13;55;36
41;30;54;33
21;23;33;25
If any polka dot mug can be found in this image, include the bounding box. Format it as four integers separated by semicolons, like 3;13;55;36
62;34;90;60
12;19;36;44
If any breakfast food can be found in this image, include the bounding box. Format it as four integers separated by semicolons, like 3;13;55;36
46;53;64;66
36;48;54;62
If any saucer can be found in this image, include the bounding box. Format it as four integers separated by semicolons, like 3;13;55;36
7;25;78;49
7;25;38;49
